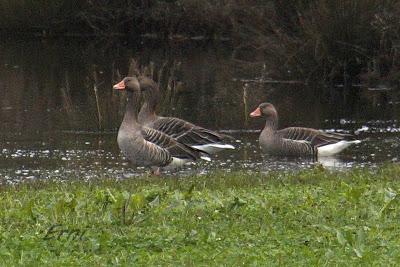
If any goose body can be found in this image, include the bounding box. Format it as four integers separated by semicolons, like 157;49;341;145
114;77;209;172
137;76;235;154
250;103;360;157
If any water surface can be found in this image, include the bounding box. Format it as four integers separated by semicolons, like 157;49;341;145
1;39;399;183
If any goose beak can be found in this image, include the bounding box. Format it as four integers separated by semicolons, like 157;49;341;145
113;80;125;90
250;107;261;117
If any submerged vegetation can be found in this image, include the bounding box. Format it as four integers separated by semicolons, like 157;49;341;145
2;165;400;265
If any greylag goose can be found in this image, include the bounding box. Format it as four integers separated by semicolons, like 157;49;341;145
137;76;235;154
250;102;361;157
114;77;210;173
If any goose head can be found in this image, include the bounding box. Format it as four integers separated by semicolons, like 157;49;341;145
113;77;140;93
138;76;159;96
250;102;278;119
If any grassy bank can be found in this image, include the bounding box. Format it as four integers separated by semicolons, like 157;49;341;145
2;165;400;265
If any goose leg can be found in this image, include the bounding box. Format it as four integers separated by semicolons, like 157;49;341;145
150;167;161;176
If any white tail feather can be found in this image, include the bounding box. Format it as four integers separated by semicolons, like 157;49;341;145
200;156;211;161
192;143;235;154
318;140;361;157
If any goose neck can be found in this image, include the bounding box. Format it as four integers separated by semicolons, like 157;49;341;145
122;91;140;127
264;115;278;132
139;90;158;123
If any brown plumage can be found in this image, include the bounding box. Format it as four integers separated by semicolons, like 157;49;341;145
114;77;209;172
137;76;235;154
250;102;360;157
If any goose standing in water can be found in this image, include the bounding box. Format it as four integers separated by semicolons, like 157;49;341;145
137;76;235;154
250;102;361;157
114;77;210;174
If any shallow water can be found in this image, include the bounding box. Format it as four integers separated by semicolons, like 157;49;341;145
1;39;400;183
1;128;399;184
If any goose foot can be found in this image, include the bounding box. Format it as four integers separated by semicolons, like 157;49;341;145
151;167;161;176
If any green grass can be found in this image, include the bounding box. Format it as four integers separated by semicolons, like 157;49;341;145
2;165;400;266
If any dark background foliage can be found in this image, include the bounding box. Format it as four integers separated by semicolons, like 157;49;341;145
1;0;400;85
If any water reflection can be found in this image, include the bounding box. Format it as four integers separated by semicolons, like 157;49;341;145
0;39;400;183
1;130;398;184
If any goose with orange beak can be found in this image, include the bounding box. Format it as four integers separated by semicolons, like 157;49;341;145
250;102;361;157
113;77;210;175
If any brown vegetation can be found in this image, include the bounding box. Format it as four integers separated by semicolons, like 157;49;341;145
1;0;400;85
232;0;400;85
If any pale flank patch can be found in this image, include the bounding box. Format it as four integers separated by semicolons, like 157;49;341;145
164;157;190;170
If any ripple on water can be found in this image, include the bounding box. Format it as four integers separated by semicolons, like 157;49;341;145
0;130;399;184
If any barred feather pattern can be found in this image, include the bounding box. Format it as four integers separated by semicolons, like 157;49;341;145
150;117;228;146
116;77;203;169
254;102;357;157
260;130;316;157
137;76;233;150
276;137;315;156
141;127;201;161
277;127;351;147
118;127;171;167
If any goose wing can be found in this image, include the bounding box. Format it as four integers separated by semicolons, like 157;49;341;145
151;117;231;146
279;137;315;155
141;126;203;161
277;127;351;147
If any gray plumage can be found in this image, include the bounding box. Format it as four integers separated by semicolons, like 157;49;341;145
114;77;205;169
250;102;357;157
137;76;234;151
